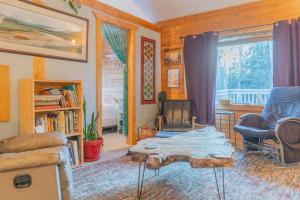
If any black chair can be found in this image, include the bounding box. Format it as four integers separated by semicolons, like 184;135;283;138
158;100;196;131
234;87;300;164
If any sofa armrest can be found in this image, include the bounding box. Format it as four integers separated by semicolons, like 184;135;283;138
237;113;263;128
0;146;66;172
0;132;67;154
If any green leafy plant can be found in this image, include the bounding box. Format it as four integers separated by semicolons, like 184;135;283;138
63;0;81;13
83;98;100;141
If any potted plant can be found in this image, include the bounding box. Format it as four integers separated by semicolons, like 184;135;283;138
83;98;103;162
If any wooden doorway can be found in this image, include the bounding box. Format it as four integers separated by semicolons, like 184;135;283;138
94;12;137;145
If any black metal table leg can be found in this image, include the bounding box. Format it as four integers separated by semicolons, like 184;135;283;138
213;167;225;200
234;113;237;148
137;161;146;200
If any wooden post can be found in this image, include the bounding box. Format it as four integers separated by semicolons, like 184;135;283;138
0;65;10;122
33;57;46;80
32;0;46;80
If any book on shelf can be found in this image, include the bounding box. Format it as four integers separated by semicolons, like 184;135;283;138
67;139;80;166
34;85;79;109
35;111;79;134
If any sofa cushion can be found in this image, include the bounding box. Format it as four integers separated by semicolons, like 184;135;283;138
0;132;67;154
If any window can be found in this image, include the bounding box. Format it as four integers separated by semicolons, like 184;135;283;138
216;35;273;105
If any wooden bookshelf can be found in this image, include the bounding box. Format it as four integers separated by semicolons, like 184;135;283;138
19;79;84;167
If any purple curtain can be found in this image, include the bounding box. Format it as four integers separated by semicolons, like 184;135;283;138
273;19;300;86
183;32;218;125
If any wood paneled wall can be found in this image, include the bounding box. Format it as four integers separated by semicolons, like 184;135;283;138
158;0;300;99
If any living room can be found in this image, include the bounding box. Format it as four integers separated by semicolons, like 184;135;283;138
0;0;300;200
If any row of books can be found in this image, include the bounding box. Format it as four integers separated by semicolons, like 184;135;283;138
34;85;79;109
67;139;80;166
35;111;79;134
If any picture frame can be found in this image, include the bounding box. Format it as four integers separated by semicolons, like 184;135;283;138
163;47;182;65
167;68;180;88
0;0;89;62
141;36;156;104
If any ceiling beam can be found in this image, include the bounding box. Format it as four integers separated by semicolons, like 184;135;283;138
81;0;158;31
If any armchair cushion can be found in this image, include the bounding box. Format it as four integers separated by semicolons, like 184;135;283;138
0;132;67;154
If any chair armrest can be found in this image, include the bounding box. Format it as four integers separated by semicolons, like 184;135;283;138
0;132;67;154
277;117;300;125
275;117;300;140
275;117;300;164
237;113;263;128
157;116;163;131
192;116;196;129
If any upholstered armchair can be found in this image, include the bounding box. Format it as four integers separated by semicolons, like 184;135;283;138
158;100;196;131
0;132;73;200
234;87;300;164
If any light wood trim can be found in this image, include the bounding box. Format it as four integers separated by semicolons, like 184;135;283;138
95;18;103;138
127;29;137;145
19;79;35;135
0;65;9;122
82;0;157;31
33;57;46;80
93;11;138;31
94;11;137;145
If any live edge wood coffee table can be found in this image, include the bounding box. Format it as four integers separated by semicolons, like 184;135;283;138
129;127;234;200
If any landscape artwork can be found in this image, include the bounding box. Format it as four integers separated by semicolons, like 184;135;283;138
163;48;181;65
0;0;88;62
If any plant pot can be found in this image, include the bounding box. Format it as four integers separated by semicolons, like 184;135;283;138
84;138;103;162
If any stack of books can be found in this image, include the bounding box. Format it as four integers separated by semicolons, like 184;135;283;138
35;111;79;134
34;85;79;109
61;85;79;107
67;139;80;166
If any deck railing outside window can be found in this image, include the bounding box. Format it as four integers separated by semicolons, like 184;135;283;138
216;89;271;105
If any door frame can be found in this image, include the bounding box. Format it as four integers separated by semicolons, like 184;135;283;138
94;11;137;145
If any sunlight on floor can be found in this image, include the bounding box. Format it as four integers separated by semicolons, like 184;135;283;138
102;132;130;152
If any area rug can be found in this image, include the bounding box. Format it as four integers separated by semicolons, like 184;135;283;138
73;150;300;200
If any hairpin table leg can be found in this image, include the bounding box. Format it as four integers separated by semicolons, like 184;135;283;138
213;167;225;200
137;161;146;200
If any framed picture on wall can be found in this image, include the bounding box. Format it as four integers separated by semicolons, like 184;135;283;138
141;36;156;104
167;68;180;88
0;0;89;62
163;47;182;65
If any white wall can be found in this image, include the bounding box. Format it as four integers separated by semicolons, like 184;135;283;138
136;27;161;128
98;0;153;22
0;0;160;139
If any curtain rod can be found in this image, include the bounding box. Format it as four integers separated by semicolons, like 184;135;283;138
179;23;273;39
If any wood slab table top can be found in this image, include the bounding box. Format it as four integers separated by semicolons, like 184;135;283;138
129;127;234;169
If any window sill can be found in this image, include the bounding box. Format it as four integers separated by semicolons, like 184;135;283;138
216;103;264;113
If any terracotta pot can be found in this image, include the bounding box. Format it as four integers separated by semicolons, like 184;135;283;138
84;138;103;162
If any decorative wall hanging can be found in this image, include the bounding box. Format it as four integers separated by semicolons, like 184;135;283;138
63;0;81;13
167;68;180;88
0;0;89;62
163;47;182;65
141;36;156;104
